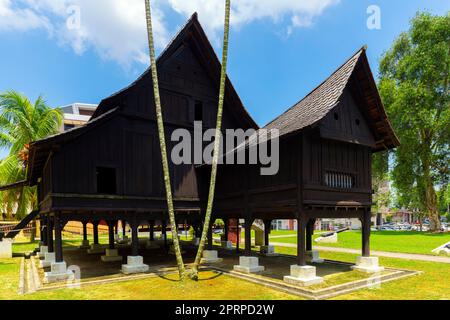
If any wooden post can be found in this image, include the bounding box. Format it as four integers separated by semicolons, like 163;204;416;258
162;220;168;249
131;217;139;257
93;221;99;245
362;209;371;257
306;219;315;252
236;219;240;253
224;219;229;241
149;221;155;241
41;216;48;245
264;220;271;246
207;220;213;250
54;214;63;263
244;217;253;256
47;216;54;253
108;221;115;250
82;221;88;241
122;220;126;238
297;214;307;266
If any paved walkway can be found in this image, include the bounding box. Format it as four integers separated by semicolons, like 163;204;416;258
270;242;450;264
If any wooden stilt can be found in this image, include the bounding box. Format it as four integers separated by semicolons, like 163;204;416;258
131;218;139;257
224;219;229;241
244;217;253;256
93;221;99;245
122;220;126;238
264;220;271;246
362;209;371;257
297;215;307;266
82;221;88;242
41;216;48;245
207;220;213;250
162;220;168;249
54;214;63;263
306;219;315;252
149;221;155;241
236;219;240;253
47;217;54;253
108;221;115;250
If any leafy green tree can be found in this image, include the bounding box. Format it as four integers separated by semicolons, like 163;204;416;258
378;12;450;232
144;0;186;279
372;152;391;218
190;0;231;280
0;91;62;238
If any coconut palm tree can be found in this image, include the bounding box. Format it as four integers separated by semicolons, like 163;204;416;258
144;0;186;279
0;91;62;239
190;0;231;280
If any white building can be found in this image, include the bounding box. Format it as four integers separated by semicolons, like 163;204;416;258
60;103;97;132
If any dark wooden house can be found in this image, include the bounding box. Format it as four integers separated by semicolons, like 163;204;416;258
21;14;398;271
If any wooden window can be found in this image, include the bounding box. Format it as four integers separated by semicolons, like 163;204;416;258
96;167;117;194
324;171;355;189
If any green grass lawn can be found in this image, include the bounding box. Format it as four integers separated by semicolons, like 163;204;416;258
270;230;450;255
0;258;299;300
275;246;450;300
2;247;449;300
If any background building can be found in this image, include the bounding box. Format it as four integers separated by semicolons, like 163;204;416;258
60;103;97;132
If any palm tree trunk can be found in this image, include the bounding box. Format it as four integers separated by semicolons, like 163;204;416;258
190;0;231;280
144;0;186;279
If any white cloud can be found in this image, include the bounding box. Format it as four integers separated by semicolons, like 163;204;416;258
168;0;340;40
0;0;169;68
0;0;52;32
0;0;339;68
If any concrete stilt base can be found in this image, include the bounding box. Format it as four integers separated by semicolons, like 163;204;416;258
87;244;105;254
233;256;265;274
306;250;324;263
201;250;223;264
39;252;55;268
284;265;324;287
145;241;160;249
351;256;385;274
79;240;90;249
260;245;277;256
43;262;74;283
101;249;122;262
221;241;233;250
121;256;149;274
0;239;12;259
38;246;48;259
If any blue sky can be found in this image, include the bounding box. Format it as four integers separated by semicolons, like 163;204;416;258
0;0;448;134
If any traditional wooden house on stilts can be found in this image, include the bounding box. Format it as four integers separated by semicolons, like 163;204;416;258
4;13;398;285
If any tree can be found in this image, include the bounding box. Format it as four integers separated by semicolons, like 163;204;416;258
0;91;62;239
190;0;231;281
372;152;391;222
144;0;186;279
378;12;450;232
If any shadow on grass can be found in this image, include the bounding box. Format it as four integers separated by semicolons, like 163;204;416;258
157;271;224;282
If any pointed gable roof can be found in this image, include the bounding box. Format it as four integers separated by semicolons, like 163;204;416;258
264;47;399;151
91;13;258;130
